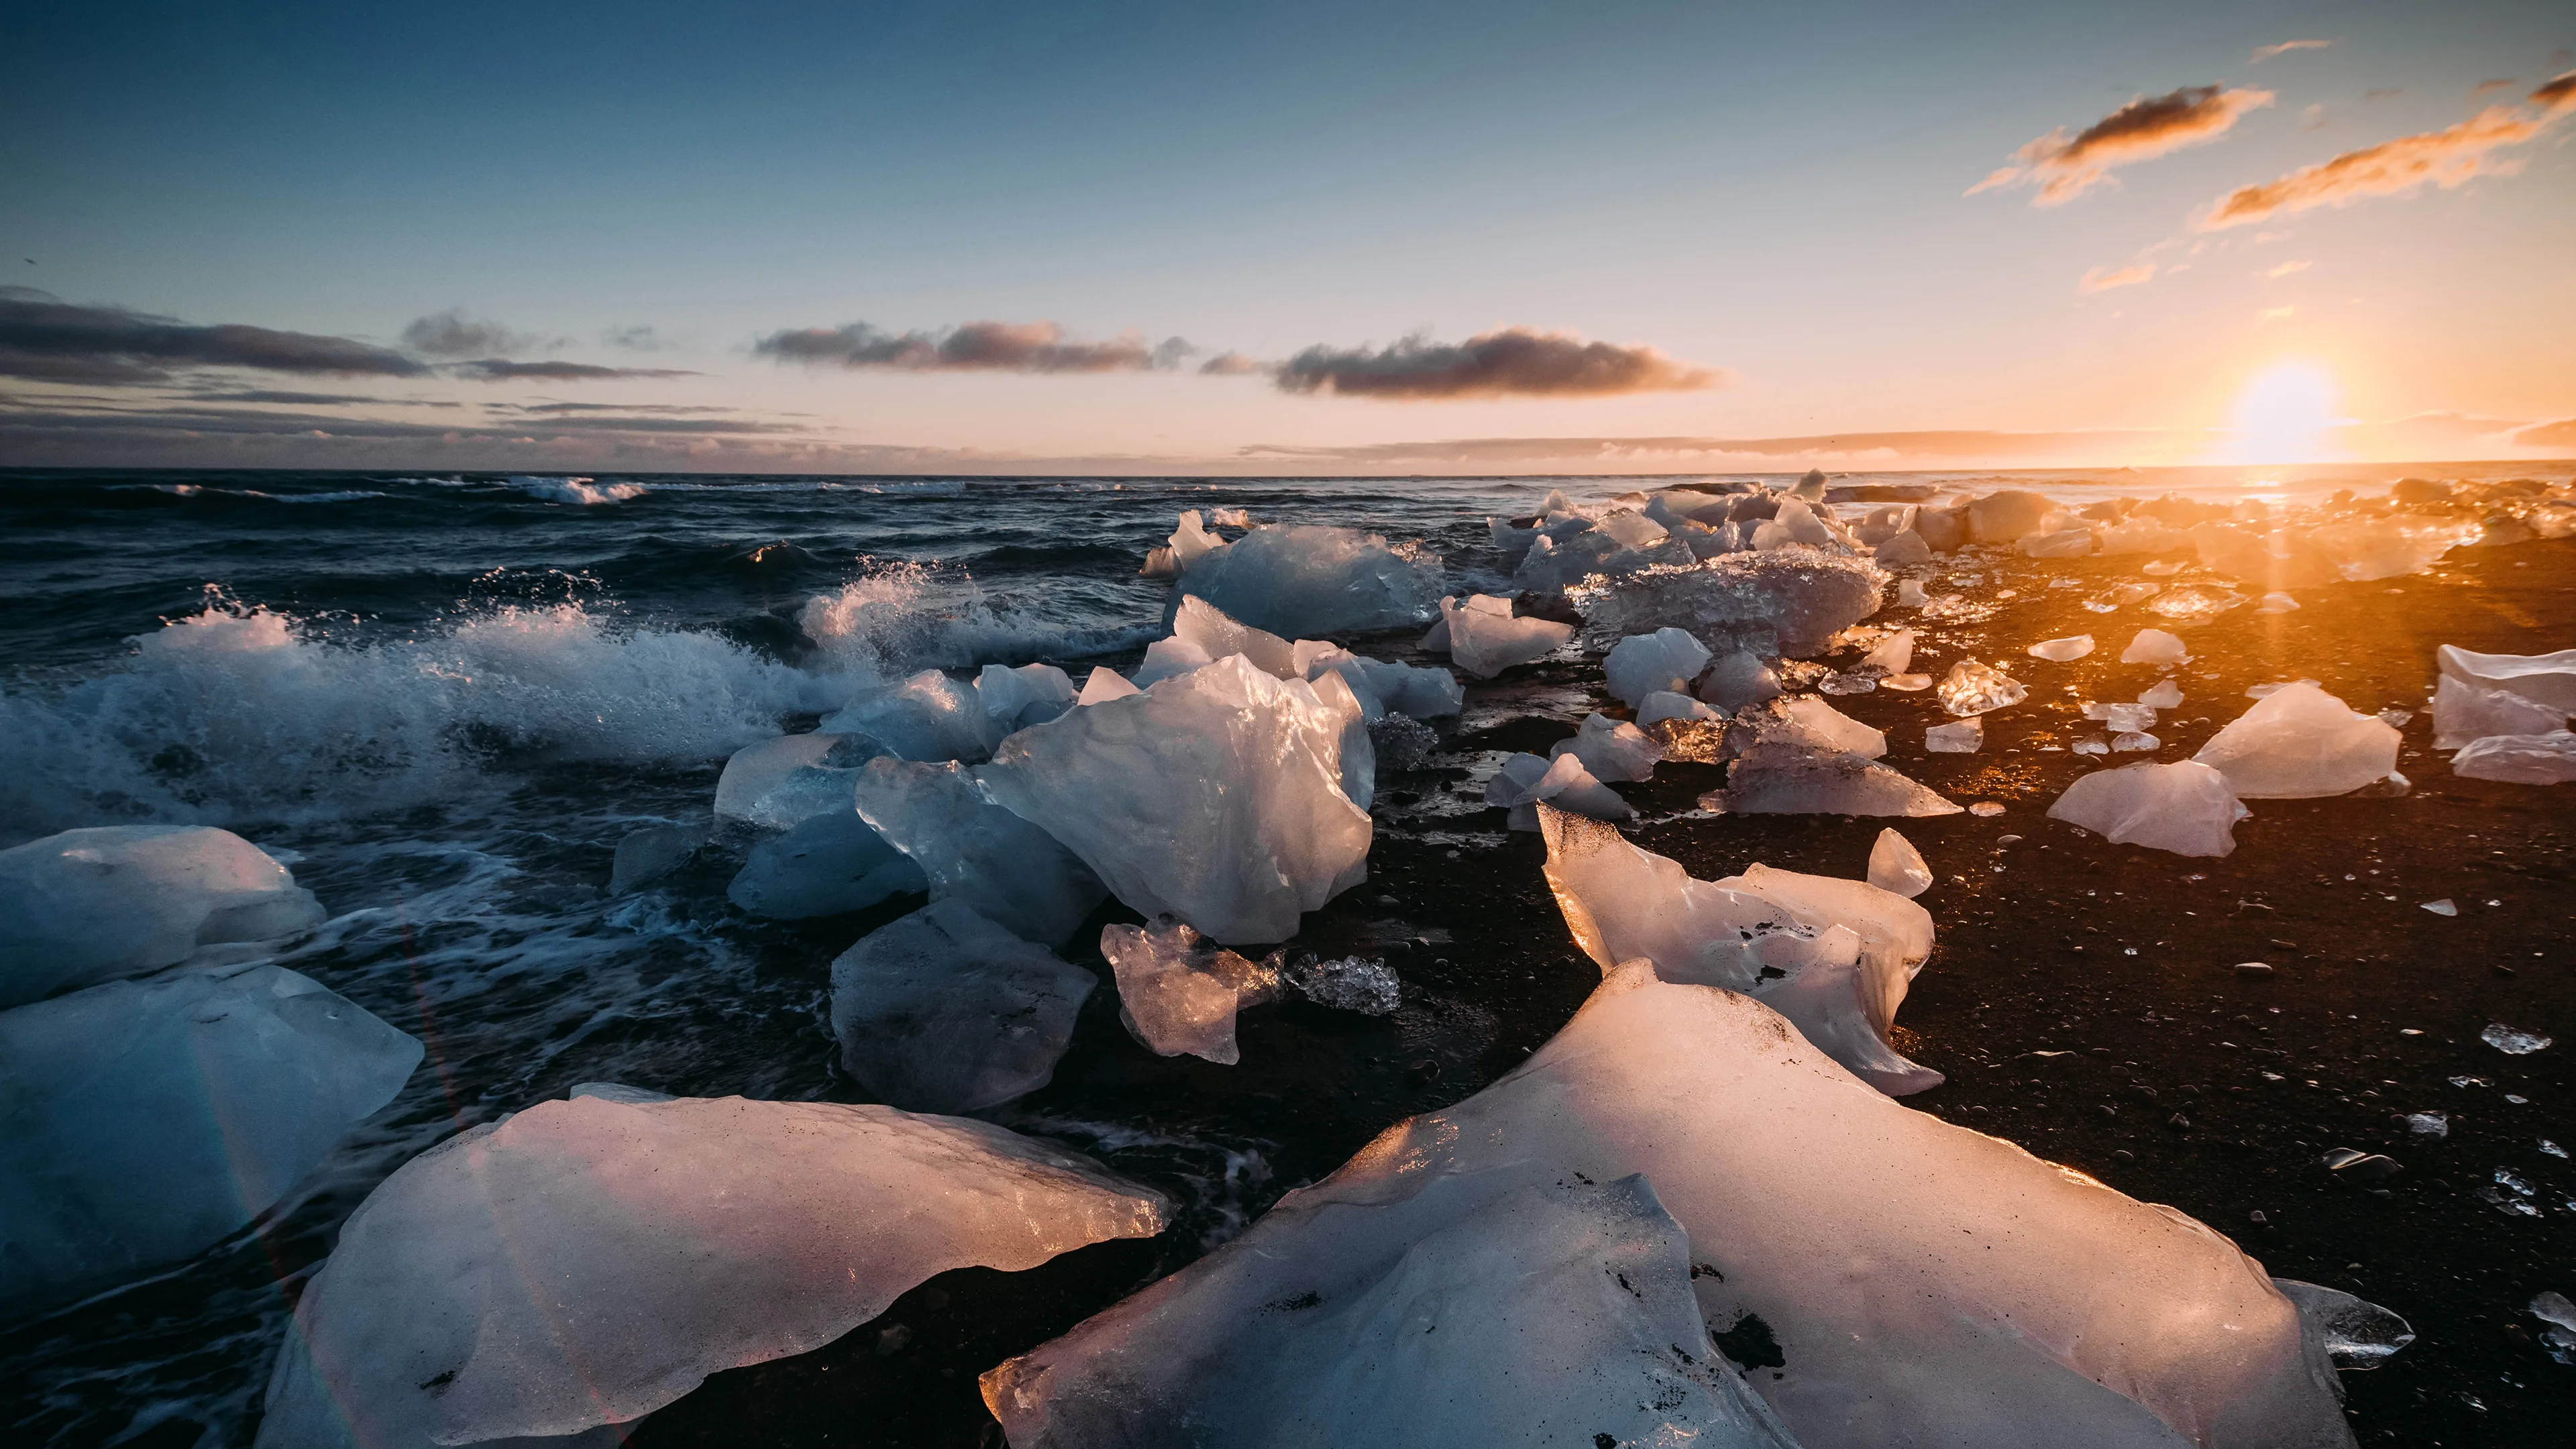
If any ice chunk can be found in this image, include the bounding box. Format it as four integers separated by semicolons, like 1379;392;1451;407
714;732;873;822
2085;701;2158;732
2027;634;2094;661
2120;629;2191;665
2047;761;2249;857
1075;665;1140;705
1927;717;1983;753
1862;626;1914;674
2431;675;2563;748
2453;731;2576;784
1597;507;1672;549
2194;682;2400;798
980;655;1370;944
829;900;1095;1112
1283;954;1401;1014
1573;547;1886;659
0;963;419;1318
1707;743;1962;817
1968;489;2061;543
726;808;926;919
1637;690;1720;727
1874;529;1931;567
2138;680;2185;709
1099;916;1281;1063
850;758;1105;944
1171;523;1444;637
2019;527;2094;559
2111;731;2160;752
610;821;708;894
1169;509;1226;571
1868;826;1933;897
1436;594;1575;678
1604;627;1713;707
1171;594;1297;678
1895;578;1931;606
1699;648;1786;710
1304;648;1464;720
1138;545;1178;580
256;1095;1167;1449
2420;898;2456;916
1309;667;1377;810
2256;592;2300;614
2481;1022;2551;1055
820;669;991;763
2404;1111;2449;1138
1550;711;1665;782
995;968;2367;1449
975;662;1076;740
0;826;327;1009
1487;751;1632;830
987;1173;1799;1449
1209;506;1250;529
2436;645;2576;712
2147;585;2243;625
1730;694;1888;759
1936;659;2028;716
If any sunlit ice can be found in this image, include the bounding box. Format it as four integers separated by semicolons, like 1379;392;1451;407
2215;360;2347;467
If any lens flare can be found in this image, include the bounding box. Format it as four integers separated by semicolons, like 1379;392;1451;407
2222;361;2342;465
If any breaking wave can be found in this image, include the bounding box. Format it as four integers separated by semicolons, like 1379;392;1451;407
509;475;648;505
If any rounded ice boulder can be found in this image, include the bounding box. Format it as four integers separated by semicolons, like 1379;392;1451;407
0;825;327;1008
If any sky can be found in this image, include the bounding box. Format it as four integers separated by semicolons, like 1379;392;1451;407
2;0;2571;475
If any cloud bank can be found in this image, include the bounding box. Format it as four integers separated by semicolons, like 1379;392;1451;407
754;319;1191;373
0;288;427;384
447;358;698;380
1970;85;2274;205
401;309;541;358
2202;73;2576;227
1271;327;1723;400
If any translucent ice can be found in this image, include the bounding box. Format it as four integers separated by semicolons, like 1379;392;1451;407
714;732;875;823
0;962;419;1318
2430;675;2564;749
984;1174;1801;1449
610;821;707;894
2452;731;2576;784
1895;578;1931;606
1700;648;1786;710
2195;683;2400;798
727;808;928;918
1926;716;1983;753
2139;680;2186;709
1099;916;1282;1064
1862;626;1914;674
1169;509;1227;571
256;1094;1166;1449
2481;1022;2551;1055
1937;659;2028;716
1637;690;1721;727
1874;529;1931;567
851;759;1105;944
1302;648;1464;720
1597;506;1672;549
1707;743;1963;817
1968;489;2062;543
975;662;1076;740
1729;694;1888;759
829;900;1095;1112
994;967;2369;1449
1437;594;1575;678
1076;665;1140;705
2020;527;2094;559
2121;629;2192;666
1604;627;1713;707
1573;547;1887;658
2257;592;2300;614
2086;701;2159;733
820;669;991;763
1868;826;1933;897
0;826;327;1008
2147;586;2244;625
2047;761;2249;857
1283;955;1401;1014
1487;751;1632;830
1130;633;1216;688
981;655;1370;944
1173;523;1444;637
1550;711;1665;782
1171;594;1297;678
2028;634;2095;661
2436;645;2576;712
2112;731;2160;752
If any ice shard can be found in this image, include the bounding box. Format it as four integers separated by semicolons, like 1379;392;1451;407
2048;761;2249;857
829;900;1095;1112
851;757;1106;945
2194;683;2400;798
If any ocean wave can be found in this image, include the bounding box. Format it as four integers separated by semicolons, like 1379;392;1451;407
509;475;648;505
795;560;1157;680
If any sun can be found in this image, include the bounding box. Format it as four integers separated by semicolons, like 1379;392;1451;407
2220;360;2343;466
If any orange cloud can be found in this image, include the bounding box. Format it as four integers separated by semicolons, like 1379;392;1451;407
2514;417;2576;449
2200;73;2576;228
2264;259;2311;278
2079;263;2157;292
1970;85;2274;205
1271;328;1725;400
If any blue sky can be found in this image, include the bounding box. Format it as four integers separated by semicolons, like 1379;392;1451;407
4;1;2571;472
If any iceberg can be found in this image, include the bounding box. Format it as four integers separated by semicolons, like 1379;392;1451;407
829;900;1095;1112
2195;684;2400;798
725;809;927;919
0;825;327;1009
851;758;1105;944
1;963;419;1318
820;669;992;763
256;1093;1166;1449
1573;547;1886;658
2453;731;2576;784
980;655;1371;944
1707;744;1963;817
1868;826;1933;897
1171;523;1444;637
1603;627;1713;707
1550;711;1664;782
2048;761;2249;857
1098;916;1281;1065
1435;594;1575;678
1486;751;1631;830
989;967;2376;1449
2436;645;2576;712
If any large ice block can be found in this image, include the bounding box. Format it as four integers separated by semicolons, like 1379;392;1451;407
2194;683;2399;798
1706;743;1962;817
1728;695;1888;759
2436;645;2576;712
1573;547;1886;658
1550;712;1664;782
829;900;1096;1112
852;758;1105;945
820;669;994;763
1486;751;1631;830
1436;595;1575;678
975;663;1076;741
713;732;880;824
1604;627;1713;707
2451;731;2576;784
2048;761;2249;857
725;809;928;918
1171;523;1444;637
0;825;327;1009
2430;675;2565;749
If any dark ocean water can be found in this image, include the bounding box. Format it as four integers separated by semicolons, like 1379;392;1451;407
0;461;2559;1446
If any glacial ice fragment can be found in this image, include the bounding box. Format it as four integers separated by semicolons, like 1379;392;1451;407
725;810;927;919
2020;527;2094;559
1927;717;1983;753
1171;594;1297;678
851;758;1106;944
715;732;876;823
1730;695;1888;759
820;669;991;763
0;826;327;1008
2121;629;2191;665
1076;665;1140;705
1868;826;1933;897
2028;634;2095;661
0;963;420;1318
1896;578;1931;606
1436;594;1575;678
1707;743;1962;818
1303;649;1464;720
1701;649;1786;710
1573;547;1886;658
1937;659;2028;716
975;662;1076;740
2430;675;2564;749
610;822;708;894
2047;761;2249;857
2194;683;2400;798
1283;955;1401;1014
255;1094;1167;1449
2436;645;2576;712
1550;712;1665;782
1874;529;1931;566
829;900;1095;1112
1172;523;1444;637
1099;916;1281;1064
2451;731;2576;784
2481;1023;2551;1055
1638;690;1721;727
1862;626;1915;674
2257;592;2300;614
1604;627;1713;707
980;655;1371;944
1487;751;1631;830
2138;680;2185;709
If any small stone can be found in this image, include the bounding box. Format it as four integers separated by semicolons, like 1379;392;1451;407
1968;802;2004;817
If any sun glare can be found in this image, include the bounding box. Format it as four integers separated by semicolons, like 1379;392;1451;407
2222;360;2342;465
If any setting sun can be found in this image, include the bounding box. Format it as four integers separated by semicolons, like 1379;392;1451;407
2221;360;2343;466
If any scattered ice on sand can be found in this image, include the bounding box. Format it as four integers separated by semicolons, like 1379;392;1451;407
1099;916;1283;1064
1173;524;1444;637
1862;626;1915;674
2119;629;2190;666
2452;731;2576;784
2111;731;2160;752
981;655;1370;945
727;808;928;919
987;967;2380;1449
2481;1023;2551;1055
1868;827;1933;897
0;826;327;1008
1700;649;1786;710
975;662;1076;741
1283;955;1402;1015
1488;751;1632;830
1605;627;1714;707
1705;744;1962;818
256;1094;1165;1449
1896;578;1931;606
987;1173;1801;1449
2420;899;2457;916
852;759;1106;945
1573;547;1886;658
2194;683;2400;798
2028;635;2094;662
1937;659;2027;716
830;900;1095;1112
1730;696;1888;759
1551;712;1666;782
2146;586;2245;625
2436;645;2576;712
1927;717;1983;753
2138;680;2185;709
0;962;419;1317
1433;594;1575;678
2047;761;2249;857
1076;665;1140;705
2430;675;2564;749
2257;592;2300;614
822;669;992;762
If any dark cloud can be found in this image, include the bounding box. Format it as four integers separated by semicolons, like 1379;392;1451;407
0;287;426;383
400;309;541;358
1197;350;1267;376
1969;85;2274;205
601;324;665;351
2534;70;2576;109
1270;328;1723;400
181;387;464;407
446;358;698;381
0;397;794;445
2198;83;2576;229
753;319;1190;374
497;400;739;415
